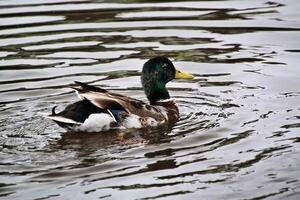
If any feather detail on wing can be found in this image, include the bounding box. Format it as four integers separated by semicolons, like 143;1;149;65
72;82;168;123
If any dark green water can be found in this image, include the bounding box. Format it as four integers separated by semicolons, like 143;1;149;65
0;0;299;199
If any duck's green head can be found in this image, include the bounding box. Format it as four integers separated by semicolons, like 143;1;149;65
141;56;193;104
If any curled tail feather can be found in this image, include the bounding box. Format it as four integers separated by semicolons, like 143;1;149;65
52;106;58;115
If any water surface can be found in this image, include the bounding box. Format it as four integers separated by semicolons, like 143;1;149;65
0;0;300;199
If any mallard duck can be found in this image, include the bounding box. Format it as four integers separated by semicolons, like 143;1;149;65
45;56;193;132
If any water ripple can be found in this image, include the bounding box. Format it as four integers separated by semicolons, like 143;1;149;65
0;0;300;199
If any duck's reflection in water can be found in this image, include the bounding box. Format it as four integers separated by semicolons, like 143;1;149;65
48;125;174;164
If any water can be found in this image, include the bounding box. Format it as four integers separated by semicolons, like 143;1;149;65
0;0;299;199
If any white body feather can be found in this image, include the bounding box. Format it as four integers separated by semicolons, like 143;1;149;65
45;112;162;132
74;113;115;132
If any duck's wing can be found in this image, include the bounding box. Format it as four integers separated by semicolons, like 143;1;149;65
73;81;167;122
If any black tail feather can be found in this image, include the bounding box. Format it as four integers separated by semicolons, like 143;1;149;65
52;106;58;115
53;120;77;131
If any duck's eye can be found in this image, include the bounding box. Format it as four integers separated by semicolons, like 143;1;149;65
162;64;168;69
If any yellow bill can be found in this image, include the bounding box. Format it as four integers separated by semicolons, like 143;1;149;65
175;69;194;79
